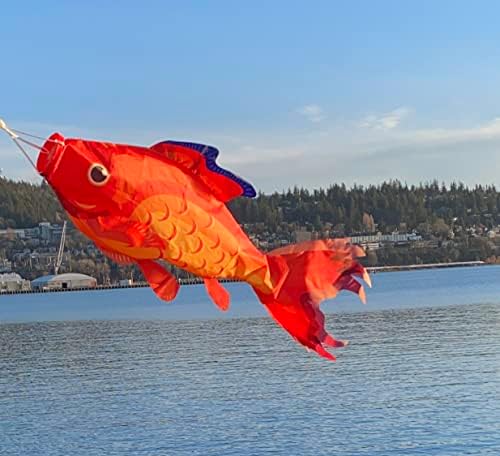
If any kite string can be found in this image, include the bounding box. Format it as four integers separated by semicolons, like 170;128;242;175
8;136;38;170
11;128;59;143
16;137;50;154
0;119;46;171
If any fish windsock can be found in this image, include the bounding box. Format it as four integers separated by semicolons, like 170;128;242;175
34;132;370;360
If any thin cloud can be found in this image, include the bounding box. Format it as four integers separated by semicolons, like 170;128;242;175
360;107;412;131
357;116;500;151
297;104;325;123
3;114;500;192
400;117;500;145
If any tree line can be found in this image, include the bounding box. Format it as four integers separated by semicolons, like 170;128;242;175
1;177;499;280
228;181;499;233
0;178;63;228
1;177;499;233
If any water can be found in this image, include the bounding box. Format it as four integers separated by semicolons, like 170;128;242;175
1;266;499;455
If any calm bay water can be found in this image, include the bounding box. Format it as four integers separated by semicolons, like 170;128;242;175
1;266;499;455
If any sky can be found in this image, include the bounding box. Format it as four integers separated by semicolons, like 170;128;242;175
1;1;500;192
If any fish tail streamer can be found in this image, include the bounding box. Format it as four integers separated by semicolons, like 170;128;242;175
251;239;371;361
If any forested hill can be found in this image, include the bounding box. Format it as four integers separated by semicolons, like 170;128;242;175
1;177;499;232
0;178;63;228
228;181;500;233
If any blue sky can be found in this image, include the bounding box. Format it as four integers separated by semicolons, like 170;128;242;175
1;1;500;191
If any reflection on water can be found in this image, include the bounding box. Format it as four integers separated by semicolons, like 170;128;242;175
1;303;499;455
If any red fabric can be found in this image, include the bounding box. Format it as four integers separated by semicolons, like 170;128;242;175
150;142;246;202
204;278;231;311
254;240;369;360
36;133;370;361
137;260;179;302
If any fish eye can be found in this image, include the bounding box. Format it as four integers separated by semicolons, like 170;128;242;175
88;164;110;186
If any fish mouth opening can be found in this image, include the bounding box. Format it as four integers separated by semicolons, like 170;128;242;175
74;201;97;210
36;133;66;177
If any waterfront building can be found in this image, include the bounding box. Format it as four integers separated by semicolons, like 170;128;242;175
350;232;422;244
31;273;97;291
0;273;31;292
0;222;65;244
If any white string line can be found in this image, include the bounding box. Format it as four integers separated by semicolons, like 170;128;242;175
17;136;50;154
11;128;61;144
0;119;45;171
9;136;38;170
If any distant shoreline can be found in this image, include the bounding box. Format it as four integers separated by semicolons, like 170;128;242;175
367;260;486;273
0;261;492;297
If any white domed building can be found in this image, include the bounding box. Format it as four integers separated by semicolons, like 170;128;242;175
31;273;97;291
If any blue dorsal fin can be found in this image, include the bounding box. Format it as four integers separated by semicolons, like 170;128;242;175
150;140;257;201
165;141;218;156
165;141;256;198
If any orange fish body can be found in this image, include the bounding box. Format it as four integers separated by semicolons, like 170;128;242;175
37;133;370;360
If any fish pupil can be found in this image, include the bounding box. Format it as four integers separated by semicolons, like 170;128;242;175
90;165;108;183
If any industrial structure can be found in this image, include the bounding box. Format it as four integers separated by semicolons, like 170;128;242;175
53;221;67;275
0;273;31;292
31;273;97;291
0;222;65;244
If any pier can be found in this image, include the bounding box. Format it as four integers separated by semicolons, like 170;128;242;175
367;261;486;273
0;261;488;296
0;277;239;296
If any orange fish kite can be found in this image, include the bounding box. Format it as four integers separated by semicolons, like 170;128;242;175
15;129;370;360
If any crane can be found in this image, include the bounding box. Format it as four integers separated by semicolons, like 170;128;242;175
54;221;67;275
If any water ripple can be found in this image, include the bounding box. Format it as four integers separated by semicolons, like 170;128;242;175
1;302;499;455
